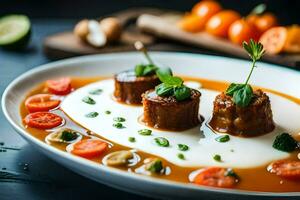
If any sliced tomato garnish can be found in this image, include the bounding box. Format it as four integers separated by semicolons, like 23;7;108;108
259;26;287;54
268;160;300;180
24;112;63;129
46;77;72;95
25;94;60;113
72;139;108;158
194;167;238;188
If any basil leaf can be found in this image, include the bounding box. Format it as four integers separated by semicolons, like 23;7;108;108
156;67;173;83
155;83;174;96
226;83;244;96
143;65;157;76
85;112;99;118
174;86;191;101
82;96;96;105
154;137;169;147
135;64;145;77
60;130;78;141
233;84;253;107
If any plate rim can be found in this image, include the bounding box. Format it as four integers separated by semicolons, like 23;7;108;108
2;51;300;198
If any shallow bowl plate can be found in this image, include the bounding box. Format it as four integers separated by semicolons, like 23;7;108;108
2;52;300;200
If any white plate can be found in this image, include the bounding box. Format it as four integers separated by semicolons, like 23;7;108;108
2;52;300;199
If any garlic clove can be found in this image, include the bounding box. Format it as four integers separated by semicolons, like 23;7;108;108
86;20;107;47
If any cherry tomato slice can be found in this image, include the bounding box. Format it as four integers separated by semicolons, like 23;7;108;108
194;167;237;188
46;77;72;95
259;26;287;54
24;112;63;129
268;160;300;180
72;139;108;158
228;19;259;45
25;94;61;113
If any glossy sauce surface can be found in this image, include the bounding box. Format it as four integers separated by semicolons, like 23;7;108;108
20;76;300;192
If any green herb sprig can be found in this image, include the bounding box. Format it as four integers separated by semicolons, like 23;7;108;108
226;40;265;107
155;68;191;101
134;41;158;77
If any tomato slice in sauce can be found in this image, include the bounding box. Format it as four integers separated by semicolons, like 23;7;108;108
193;167;238;188
72;139;108;158
268;160;300;180
46;77;72;95
25;94;60;113
24;112;63;129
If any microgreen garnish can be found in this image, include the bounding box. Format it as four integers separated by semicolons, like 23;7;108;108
128;137;136;143
154;137;169;147
226;40;265;107
225;168;239;179
213;154;222;162
113;123;125;129
177;153;185;160
105;110;111;114
89;88;103;95
178;144;189;151
134;41;158;77
113;117;126;122
146;159;163;173
82;96;96;105
85;112;99;118
138;129;152;136
215;135;230;143
155;68;191;101
60;130;78;141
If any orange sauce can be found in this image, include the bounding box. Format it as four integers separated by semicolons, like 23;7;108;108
20;76;300;192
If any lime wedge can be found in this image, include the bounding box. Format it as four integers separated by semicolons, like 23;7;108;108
0;15;31;49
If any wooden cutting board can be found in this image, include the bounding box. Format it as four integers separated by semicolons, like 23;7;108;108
43;8;300;69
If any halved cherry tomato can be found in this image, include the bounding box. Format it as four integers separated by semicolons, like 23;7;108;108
72;139;108;158
24;112;63;129
191;0;222;30
268;160;300;180
259;26;287;54
284;25;300;53
205;10;241;38
25;94;61;113
46;77;72;95
228;19;259;45
194;167;237;188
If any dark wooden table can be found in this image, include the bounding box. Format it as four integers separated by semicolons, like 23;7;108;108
0;19;298;200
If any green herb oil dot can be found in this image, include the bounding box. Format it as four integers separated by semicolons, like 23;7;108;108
138;129;152;136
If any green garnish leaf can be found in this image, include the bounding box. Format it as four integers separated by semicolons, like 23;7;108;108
250;3;266;15
128;137;136;143
135;64;157;77
89;89;103;95
156;67;173;83
105;110;111;114
155;83;174;96
113;122;125;129
113;117;126;122
146;159;163;173
178;144;189;151
60;130;78;141
138;129;152;136
213;154;222;162
174;86;191;101
273;133;298;152
233;84;253;107
225;40;265;107
226;83;244;96
177;153;185;160
215;135;230;143
85;112;99;118
154;137;169;147
82;96;96;105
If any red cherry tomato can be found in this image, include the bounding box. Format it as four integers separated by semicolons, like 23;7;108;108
25;94;60;113
194;167;238;188
205;10;241;38
24;112;63;129
228;19;259;45
268;160;300;180
46;77;72;95
72;139;108;158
